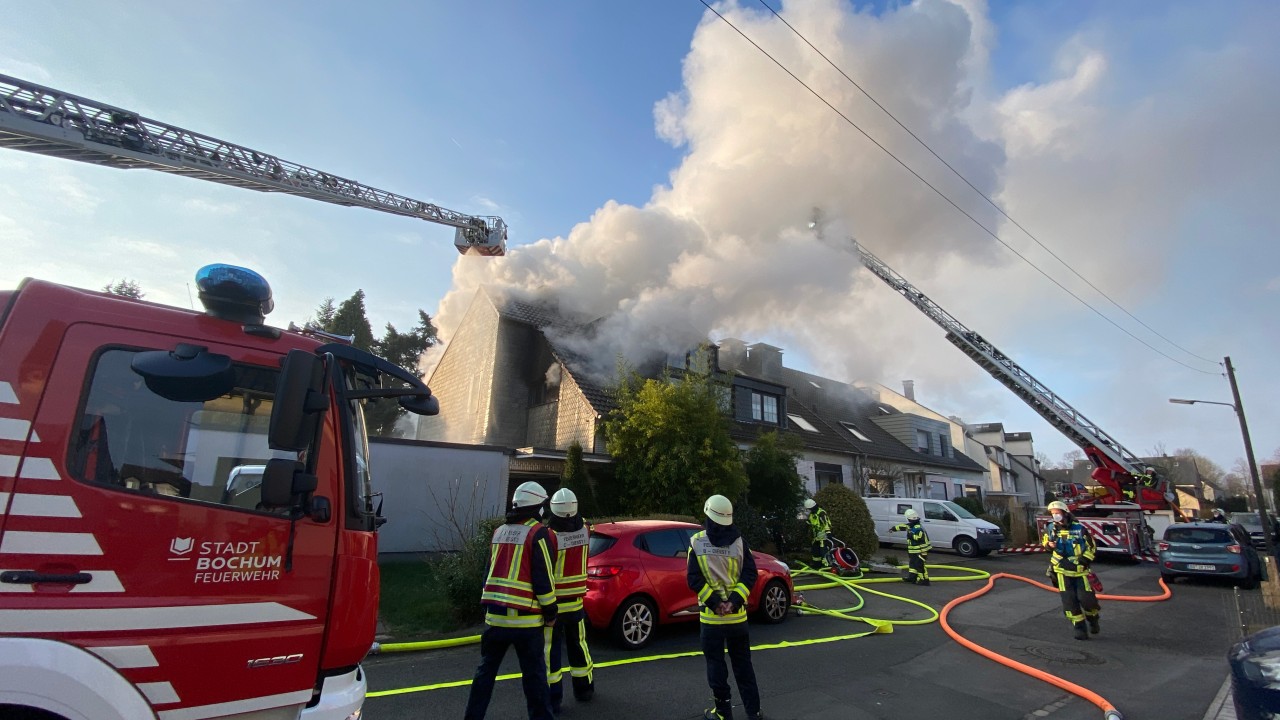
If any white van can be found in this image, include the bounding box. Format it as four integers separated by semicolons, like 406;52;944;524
865;497;1004;558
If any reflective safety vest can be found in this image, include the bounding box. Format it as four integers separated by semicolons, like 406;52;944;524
892;521;932;554
689;531;750;625
480;519;558;626
550;526;590;613
808;507;831;542
1042;521;1096;578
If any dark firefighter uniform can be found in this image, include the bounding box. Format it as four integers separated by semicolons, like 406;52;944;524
808;505;831;569
464;516;559;720
688;522;761;720
1042;516;1100;640
544;517;594;710
892;516;932;585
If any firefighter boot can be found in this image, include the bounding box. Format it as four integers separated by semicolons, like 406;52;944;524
917;578;930;586
704;698;733;720
1073;622;1089;641
572;677;594;702
1088;615;1100;635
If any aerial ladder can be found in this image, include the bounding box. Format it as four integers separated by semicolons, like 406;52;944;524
0;73;507;255
852;240;1184;555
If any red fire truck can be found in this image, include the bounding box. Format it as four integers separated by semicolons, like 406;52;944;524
0;75;505;719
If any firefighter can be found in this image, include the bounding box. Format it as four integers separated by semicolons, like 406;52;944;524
891;508;931;585
543;488;594;712
1207;508;1227;523
804;497;831;570
1042;500;1100;641
688;494;763;720
463;482;559;720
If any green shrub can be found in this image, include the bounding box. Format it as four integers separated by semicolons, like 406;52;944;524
953;496;985;517
436;515;504;626
814;484;877;562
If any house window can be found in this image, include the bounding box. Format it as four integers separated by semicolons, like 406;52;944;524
840;421;871;442
940;435;950;457
788;414;818;432
928;480;948;500
954;482;964;499
751;391;778;424
814;462;843;489
916;429;931;454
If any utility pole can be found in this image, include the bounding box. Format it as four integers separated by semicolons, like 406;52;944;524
1225;356;1271;555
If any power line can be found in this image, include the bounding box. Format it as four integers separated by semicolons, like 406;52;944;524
754;0;1218;369
695;0;1218;375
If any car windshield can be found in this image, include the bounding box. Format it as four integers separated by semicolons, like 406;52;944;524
1166;527;1233;544
943;501;977;519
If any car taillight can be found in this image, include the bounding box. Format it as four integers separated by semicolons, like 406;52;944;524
1228;544;1242;554
1157;542;1170;552
588;565;622;578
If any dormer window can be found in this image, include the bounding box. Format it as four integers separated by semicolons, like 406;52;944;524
751;391;779;424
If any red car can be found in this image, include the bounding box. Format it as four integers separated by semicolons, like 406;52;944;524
583;520;794;649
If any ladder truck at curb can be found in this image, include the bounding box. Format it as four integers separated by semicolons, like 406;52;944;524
0;73;505;720
853;239;1183;560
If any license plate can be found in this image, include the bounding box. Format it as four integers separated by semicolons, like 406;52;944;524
1188;564;1216;571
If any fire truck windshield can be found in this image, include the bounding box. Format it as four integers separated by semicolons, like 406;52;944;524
69;348;298;513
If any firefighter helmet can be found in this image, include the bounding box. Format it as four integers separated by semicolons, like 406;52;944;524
512;481;548;509
1047;500;1070;513
550;488;579;518
803;498;817;510
903;508;919;520
704;494;734;525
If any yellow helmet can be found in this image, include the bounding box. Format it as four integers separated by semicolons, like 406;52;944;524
1047;500;1070;513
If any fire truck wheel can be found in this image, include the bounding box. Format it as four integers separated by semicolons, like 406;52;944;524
953;536;980;558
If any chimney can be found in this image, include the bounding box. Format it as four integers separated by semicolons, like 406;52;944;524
903;380;916;401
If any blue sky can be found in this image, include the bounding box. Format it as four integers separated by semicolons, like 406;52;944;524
2;0;1277;479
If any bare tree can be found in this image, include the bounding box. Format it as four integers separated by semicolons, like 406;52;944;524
421;476;497;552
1060;450;1085;468
863;458;903;496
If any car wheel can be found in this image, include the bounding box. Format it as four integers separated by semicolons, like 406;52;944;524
757;580;791;624
1239;574;1261;590
611;596;657;650
953;536;979;558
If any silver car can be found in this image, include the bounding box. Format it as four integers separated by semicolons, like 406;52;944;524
1158;522;1261;589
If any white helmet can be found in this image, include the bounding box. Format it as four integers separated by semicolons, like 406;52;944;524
903;508;919;520
512;481;548;509
704;494;734;526
550;488;579;518
803;498;817;510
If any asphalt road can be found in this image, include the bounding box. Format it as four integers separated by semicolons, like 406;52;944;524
363;552;1246;720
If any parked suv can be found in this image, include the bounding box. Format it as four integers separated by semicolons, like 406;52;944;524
583;520;793;649
1158;522;1261;589
1229;512;1280;551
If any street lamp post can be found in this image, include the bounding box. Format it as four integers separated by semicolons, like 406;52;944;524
1170;355;1270;555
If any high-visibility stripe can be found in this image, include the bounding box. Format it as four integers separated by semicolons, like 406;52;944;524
138;681;180;705
18;456;60;480
8;493;81;518
156;689;314;720
0;602;316;633
0;418;30;441
0;382;16;405
88;645;158;668
0;530;101;555
0;454;17;476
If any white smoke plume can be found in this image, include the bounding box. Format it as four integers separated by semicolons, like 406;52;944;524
428;0;1280;465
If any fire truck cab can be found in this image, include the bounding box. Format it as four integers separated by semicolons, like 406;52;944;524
0;265;436;719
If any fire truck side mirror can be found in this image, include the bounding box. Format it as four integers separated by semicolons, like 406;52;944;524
131;343;235;402
260;458;317;509
270;349;328;452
